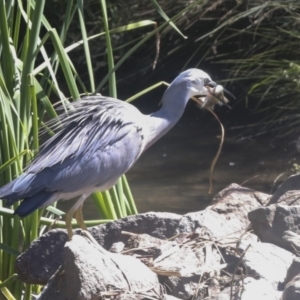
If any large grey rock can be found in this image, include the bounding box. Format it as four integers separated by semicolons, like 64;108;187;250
281;275;300;300
16;229;68;284
238;240;295;289
38;235;160;300
179;183;269;239
269;174;300;205
248;204;300;252
283;257;300;286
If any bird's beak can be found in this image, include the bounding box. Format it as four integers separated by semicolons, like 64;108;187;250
204;79;236;100
191;79;235;110
223;88;235;100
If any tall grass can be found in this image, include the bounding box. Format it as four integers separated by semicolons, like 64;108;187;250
186;1;300;136
99;0;300;139
0;0;180;298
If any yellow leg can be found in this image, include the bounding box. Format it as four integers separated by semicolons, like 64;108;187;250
74;205;87;231
65;205;78;240
65;195;88;240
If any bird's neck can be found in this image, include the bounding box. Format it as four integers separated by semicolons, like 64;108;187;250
143;82;191;150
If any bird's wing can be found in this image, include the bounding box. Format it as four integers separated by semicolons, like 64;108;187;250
32;96;144;170
11;96;146;196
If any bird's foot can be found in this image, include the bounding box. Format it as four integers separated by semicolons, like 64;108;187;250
80;230;98;245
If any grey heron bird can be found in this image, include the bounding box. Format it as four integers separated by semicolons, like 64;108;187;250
0;68;233;239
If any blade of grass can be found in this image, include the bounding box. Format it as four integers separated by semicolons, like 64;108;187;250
77;0;95;92
99;0;116;97
122;175;138;215
49;28;80;101
150;0;187;39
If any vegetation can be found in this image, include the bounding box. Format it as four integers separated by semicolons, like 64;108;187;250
74;0;300;137
0;0;299;298
202;0;300;137
0;0;184;298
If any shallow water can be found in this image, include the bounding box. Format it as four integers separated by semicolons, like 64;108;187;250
57;103;299;220
126;114;297;214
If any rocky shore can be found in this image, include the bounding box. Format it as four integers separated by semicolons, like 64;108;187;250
15;177;300;299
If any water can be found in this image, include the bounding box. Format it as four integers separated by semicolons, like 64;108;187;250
126;110;296;215
58;103;299;219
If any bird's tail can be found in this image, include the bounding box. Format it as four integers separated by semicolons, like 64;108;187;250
0;180;56;217
0;180;22;207
0;173;44;208
14;192;56;217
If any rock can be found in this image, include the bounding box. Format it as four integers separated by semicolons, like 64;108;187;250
248;204;300;252
153;244;200;277
114;232;174;267
17;212;181;284
160;274;220;299
122;232;169;256
108;230;224;299
90;212;182;250
212;183;270;205
160;275;200;299
39;235;161;300
281;275;300;300
152;229;224;299
207;276;221;298
16;229;68;284
269;174;300;205
218;278;282;300
237;239;295;289
216;238;293;299
106;292;173;300
101;292;163;300
163;295;181;300
271;190;300;206
109;241;125;253
238;278;282;300
283;257;300;286
282;231;300;252
179;183;269;240
152;236;221;277
15;185;270;286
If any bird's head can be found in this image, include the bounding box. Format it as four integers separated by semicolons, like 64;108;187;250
172;69;213;96
174;68;235;108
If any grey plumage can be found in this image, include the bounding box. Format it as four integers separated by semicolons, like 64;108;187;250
0;68;233;238
2;97;145;212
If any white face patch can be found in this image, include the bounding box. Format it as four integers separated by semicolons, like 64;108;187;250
190;82;204;95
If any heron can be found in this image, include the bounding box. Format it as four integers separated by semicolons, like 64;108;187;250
0;68;233;239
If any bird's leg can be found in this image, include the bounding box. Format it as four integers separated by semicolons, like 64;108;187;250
74;205;87;231
65;194;87;240
65;207;77;240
